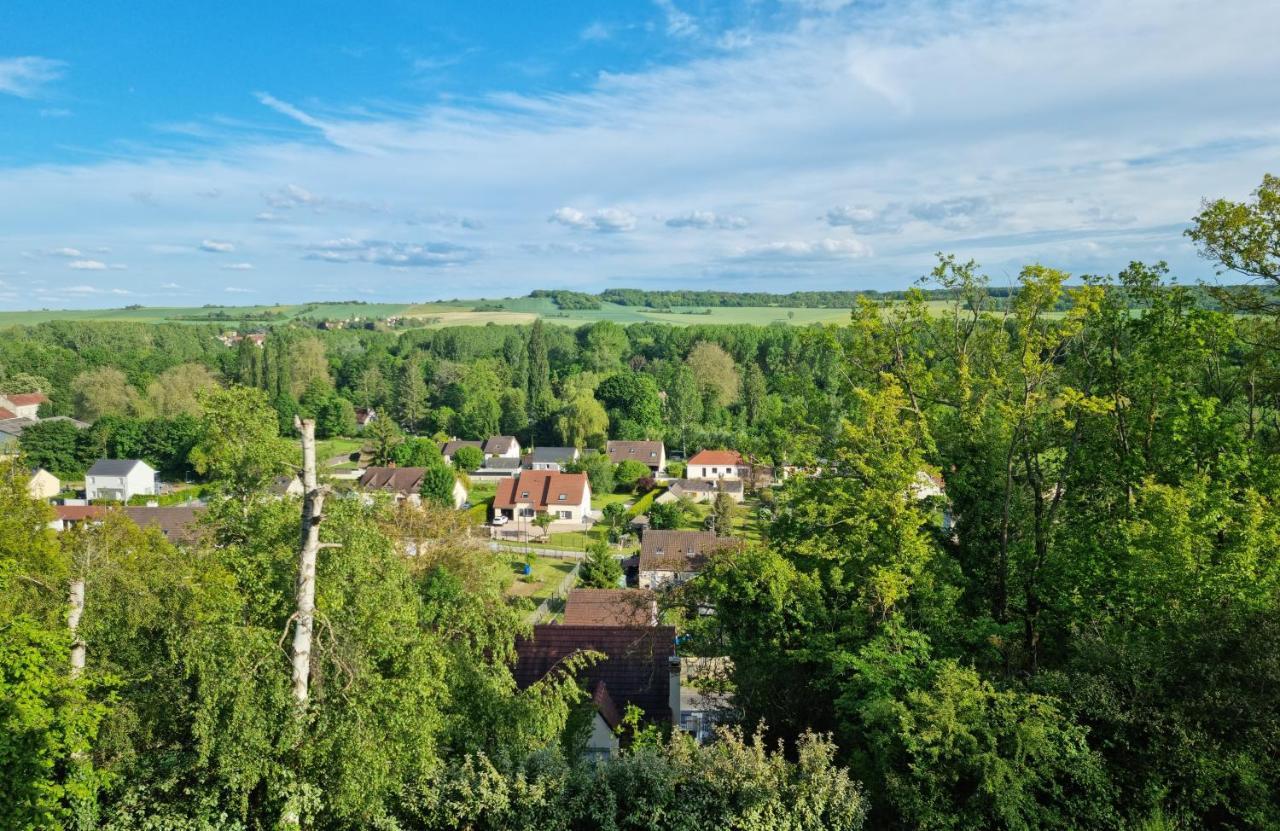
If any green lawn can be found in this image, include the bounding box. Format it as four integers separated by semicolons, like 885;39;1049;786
314;437;365;466
502;554;577;605
591;491;633;511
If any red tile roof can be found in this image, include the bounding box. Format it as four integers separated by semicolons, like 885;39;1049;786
53;505;107;522
687;449;743;466
494;470;588;511
359;466;427;495
4;393;48;407
514;624;676;725
0;407;16;420
122;506;205;543
563;589;658;627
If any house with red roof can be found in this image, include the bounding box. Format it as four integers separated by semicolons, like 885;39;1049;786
685;449;749;481
0;392;48;420
492;469;592;532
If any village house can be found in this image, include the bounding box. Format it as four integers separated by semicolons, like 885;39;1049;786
638;530;737;589
0;392;48;420
85;459;158;503
513;624;678;760
606;440;666;473
685;449;750;481
654;478;744;505
27;467;60;500
354;406;377;427
123;506;205;544
359;466;467;509
492;469;591;531
483;435;522;460
50;505;107;532
563;588;658;626
439;439;483;464
525;446;580;471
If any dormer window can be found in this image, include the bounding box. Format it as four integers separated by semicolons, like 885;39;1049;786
558;493;566;500
521;491;529;498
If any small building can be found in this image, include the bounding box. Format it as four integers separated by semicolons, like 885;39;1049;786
483;435;522;460
493;470;592;527
468;456;522;481
359;466;467;509
440;439;484;464
514;624;678;760
655;478;744;505
638;530;737;589
85;459;158;503
606;440;666;473
27;467;60;500
50;505;107;532
354;407;377;427
526;446;580;471
563;588;658;626
0;392;48;420
270;475;305;498
686;449;749;481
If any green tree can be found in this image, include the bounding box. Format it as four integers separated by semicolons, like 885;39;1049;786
144;363;218;418
687;341;739;408
600;501;628;541
313;392;357;439
596;371;663;439
498;388;529;438
188;385;293;498
419;463;457;507
578;540;623;588
394;437;444;468
741;362;767;426
566;451;615;494
1186;172;1280;314
615;459;651;492
70;367;143;421
648;499;684;530
664;366;702;455
712;489;737;536
556;393;608;449
365;412;403;465
397;356;429;432
452;445;485;471
17;419;84;476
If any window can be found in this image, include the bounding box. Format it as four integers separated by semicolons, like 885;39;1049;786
558;493;566;501
711;467;718;474
559;510;572;519
521;491;529;498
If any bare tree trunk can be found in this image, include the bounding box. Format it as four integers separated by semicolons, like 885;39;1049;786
68;577;86;678
291;417;323;706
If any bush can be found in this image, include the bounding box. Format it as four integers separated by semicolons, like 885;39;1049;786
453;445;485;471
615;460;651;490
666;460;686;479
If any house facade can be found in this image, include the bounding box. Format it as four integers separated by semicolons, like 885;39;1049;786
440;439;483;464
85;459;158;503
606;440;666;473
28;467;60;500
492;470;591;525
685;449;749;481
526;446;580;471
655;478;744;505
483;435;522;460
359;466;467;509
638;530;736;589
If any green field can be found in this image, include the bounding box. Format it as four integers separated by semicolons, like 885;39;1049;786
0;295;1006;329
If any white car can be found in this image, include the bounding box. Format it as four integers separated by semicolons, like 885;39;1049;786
492;514;509;526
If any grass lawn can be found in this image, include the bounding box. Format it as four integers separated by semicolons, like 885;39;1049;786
502;554;577;605
678;498;765;542
591;491;632;511
315;437;365;466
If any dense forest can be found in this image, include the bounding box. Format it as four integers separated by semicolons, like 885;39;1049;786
2;176;1279;829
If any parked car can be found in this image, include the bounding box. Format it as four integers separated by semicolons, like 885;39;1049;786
492;514;509;526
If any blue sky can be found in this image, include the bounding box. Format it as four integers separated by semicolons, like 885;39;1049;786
1;0;1278;309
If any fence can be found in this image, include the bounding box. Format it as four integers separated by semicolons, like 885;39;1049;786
528;560;582;624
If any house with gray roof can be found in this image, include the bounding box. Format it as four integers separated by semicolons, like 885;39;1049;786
85;459;158;503
526;446;580;471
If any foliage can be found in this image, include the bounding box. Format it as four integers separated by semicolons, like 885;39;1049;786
565;451;614;494
188;386;294;498
614;459;651;491
647;499;684;530
419;463;458;507
578;541;624;589
452;444;485;471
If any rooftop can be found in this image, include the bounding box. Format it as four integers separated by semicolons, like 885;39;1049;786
639;530;737;573
563;589;658;627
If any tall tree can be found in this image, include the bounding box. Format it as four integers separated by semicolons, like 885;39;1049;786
397;356;429;433
1186;172;1280;315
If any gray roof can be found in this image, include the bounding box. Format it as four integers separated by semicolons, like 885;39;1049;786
482;456;522;470
0;417;37;437
87;459;152;477
530;446;578;463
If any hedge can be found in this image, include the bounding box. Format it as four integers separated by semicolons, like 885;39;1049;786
625;485;667;520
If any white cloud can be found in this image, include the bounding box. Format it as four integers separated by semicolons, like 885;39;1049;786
221;262;254;271
550;207;637;233
0;56;65;98
51;247;83;257
225;287;255;293
666;210;748;230
654;0;697;38
737;238;873;260
1;0;1279;306
304;238;477;267
160;282;181;289
68;259;107;270
200;239;235;253
581;21;611;41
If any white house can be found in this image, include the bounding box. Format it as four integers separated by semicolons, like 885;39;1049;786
493;470;591;531
483;435;522;460
606;440;666;473
0;392;48;420
685;449;749;481
27;467;60;500
526;446;580;471
85;459;158;503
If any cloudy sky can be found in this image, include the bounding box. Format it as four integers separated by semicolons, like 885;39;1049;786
1;0;1277;309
